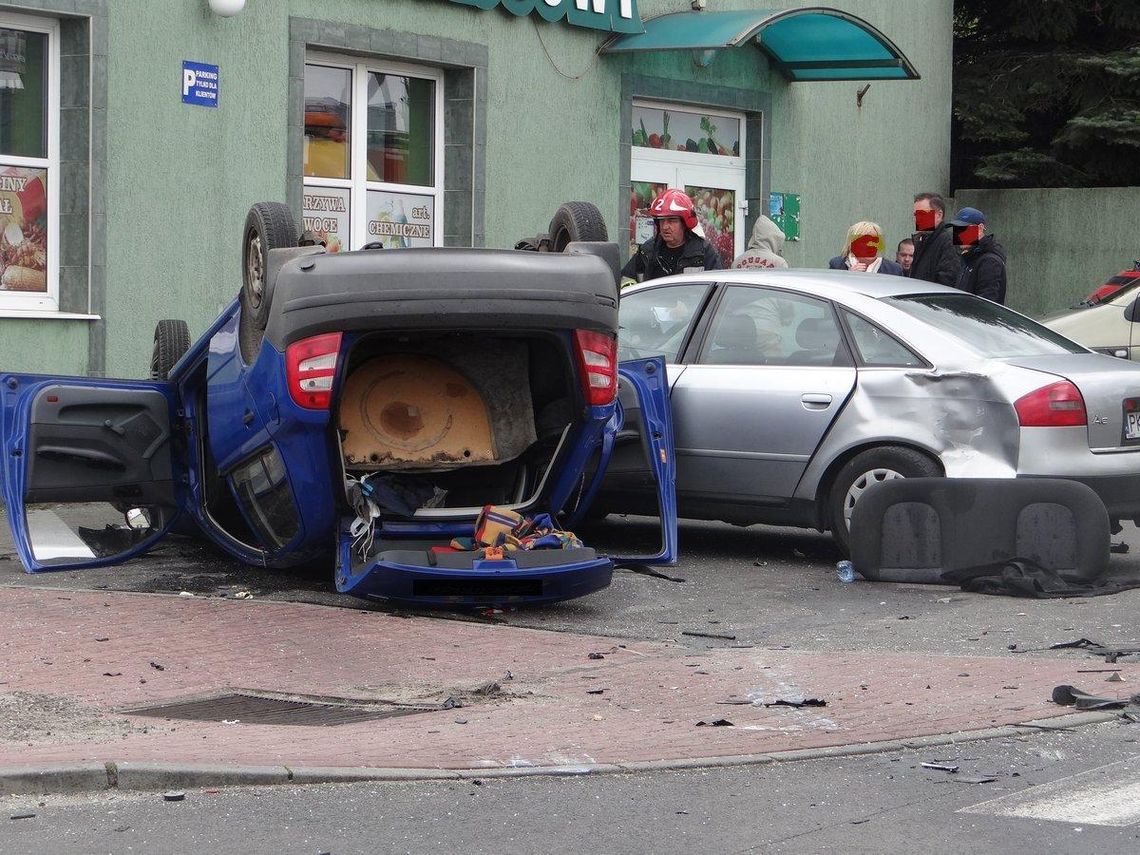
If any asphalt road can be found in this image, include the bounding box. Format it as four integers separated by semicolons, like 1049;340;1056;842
2;719;1138;854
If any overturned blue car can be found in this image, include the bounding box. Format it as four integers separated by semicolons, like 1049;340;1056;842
0;203;677;607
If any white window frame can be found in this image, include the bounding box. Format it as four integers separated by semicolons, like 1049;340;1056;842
303;52;445;250
0;11;61;316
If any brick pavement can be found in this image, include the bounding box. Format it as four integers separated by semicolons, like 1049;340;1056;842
0;587;1128;772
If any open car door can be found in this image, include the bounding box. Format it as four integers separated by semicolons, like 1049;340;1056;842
0;373;181;572
563;356;678;565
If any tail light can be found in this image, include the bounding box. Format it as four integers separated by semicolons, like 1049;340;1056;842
285;332;343;410
1015;380;1086;427
573;329;618;406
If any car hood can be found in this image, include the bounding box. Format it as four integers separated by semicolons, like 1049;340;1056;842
1005;353;1140;450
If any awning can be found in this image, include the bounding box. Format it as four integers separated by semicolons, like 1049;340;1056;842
601;7;919;82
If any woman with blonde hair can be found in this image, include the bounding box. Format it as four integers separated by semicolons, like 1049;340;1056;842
828;221;905;275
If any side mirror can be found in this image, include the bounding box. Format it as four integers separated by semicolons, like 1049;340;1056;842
1125;298;1140;323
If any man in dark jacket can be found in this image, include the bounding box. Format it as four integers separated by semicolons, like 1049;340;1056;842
909;192;961;287
951;206;1007;304
621;188;722;282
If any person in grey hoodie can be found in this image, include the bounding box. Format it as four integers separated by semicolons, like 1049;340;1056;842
732;215;788;270
732;215;791;355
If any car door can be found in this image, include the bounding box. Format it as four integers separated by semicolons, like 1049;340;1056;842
601;281;714;503
0;373;182;572
670;284;857;506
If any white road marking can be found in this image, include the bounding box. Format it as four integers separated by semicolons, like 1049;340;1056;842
960;755;1140;827
26;508;96;560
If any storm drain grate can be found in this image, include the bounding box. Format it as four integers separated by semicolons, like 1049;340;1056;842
121;693;440;727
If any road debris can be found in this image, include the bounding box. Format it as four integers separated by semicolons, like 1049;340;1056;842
178;591;195;598
9;812;35;820
921;762;959;773
149;661;165;671
763;697;827;709
1111;541;1130;554
162;791;185;802
681;631;737;641
955;775;996;784
587;652;605;660
696;718;734;727
1051;684;1140;711
716;698;753;706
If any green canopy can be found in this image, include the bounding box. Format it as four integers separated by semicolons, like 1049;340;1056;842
602;8;919;81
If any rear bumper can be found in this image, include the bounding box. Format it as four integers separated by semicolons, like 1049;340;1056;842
336;544;614;607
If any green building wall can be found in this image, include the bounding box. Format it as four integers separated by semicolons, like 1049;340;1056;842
954;187;1140;319
0;0;953;378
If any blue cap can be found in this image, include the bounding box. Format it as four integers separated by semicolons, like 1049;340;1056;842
951;207;986;226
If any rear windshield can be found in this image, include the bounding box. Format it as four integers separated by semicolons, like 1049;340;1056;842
886;294;1087;357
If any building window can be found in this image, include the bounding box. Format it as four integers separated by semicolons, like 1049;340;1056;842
302;54;443;253
0;12;58;313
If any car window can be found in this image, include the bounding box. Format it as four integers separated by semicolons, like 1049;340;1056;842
887;294;1087;357
841;310;924;367
700;285;844;366
617;283;710;362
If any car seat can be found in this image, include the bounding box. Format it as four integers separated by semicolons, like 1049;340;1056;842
706;313;762;364
789;317;840;365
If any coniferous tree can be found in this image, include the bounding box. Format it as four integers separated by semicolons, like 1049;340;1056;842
952;0;1140;188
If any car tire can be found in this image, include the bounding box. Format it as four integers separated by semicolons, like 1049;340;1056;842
828;446;941;556
549;202;607;252
239;201;297;364
150;319;191;380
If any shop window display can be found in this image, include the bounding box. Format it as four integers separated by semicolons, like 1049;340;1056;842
0;19;55;310
303;58;441;253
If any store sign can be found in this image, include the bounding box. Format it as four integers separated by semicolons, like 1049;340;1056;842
442;0;643;34
182;60;219;108
366;190;435;249
302;187;350;252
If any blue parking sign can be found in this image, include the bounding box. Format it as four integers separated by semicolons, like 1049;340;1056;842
181;61;219;107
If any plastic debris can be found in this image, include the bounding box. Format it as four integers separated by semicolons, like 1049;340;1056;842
921;762;959;773
836;560;857;583
178;591;195;598
588;652;605;660
9;812;35;820
232;591;253;599
955;775;997;784
696;718;734;727
1108;672;1125;682
163;791;186;802
681;631;736;641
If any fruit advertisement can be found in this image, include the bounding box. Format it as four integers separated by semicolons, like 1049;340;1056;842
686;185;736;263
631;107;740;158
0;166;47;293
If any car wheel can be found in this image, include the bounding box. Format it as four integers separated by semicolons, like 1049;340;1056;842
828;446;941;555
239;201;297;364
549;202;608;252
150;319;191;380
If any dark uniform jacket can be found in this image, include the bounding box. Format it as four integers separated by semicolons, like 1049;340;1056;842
621;232;723;282
956;235;1008;304
910;222;961;287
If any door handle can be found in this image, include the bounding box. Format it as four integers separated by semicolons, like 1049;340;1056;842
801;393;833;409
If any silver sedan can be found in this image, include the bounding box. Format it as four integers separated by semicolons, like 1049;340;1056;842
597;269;1140;554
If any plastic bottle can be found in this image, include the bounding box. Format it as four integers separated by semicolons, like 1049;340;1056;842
836;560;857;583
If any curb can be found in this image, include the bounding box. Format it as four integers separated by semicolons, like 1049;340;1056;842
0;712;1115;796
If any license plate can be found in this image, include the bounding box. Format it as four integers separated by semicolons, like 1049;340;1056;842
1125;400;1140;440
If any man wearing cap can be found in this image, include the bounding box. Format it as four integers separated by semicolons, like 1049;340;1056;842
909;192;961;287
951;206;1007;304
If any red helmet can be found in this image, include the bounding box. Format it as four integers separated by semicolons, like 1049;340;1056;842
648;188;698;232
